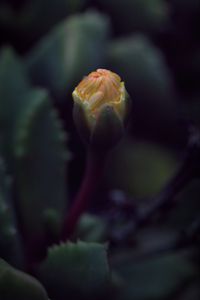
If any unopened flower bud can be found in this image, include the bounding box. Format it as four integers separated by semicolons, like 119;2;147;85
72;69;131;150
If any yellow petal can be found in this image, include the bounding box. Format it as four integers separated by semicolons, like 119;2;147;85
73;69;125;118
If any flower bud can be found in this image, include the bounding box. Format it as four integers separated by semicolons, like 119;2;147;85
72;69;131;151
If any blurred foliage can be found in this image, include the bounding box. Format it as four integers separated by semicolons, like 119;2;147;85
0;0;200;299
112;251;197;300
26;10;110;98
107;34;182;143
106;138;177;198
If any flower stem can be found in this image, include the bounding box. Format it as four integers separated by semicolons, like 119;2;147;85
61;151;106;240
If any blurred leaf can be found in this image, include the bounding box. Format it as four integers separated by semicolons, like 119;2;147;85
95;0;168;34
107;35;179;138
108;35;176;108
0;47;30;169
26;10;110;98
0;47;69;245
0;157;22;266
0;0;88;43
14;89;69;239
0;258;48;300
112;252;197;300
19;0;88;35
106;138;177;198
38;241;110;300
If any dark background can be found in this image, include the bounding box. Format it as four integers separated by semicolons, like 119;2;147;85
0;0;200;299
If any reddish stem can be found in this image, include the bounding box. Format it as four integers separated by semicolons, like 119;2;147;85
61;151;106;240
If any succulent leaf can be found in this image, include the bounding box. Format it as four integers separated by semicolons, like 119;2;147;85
0;258;48;300
0;157;22;266
26;11;110;98
14;89;69;241
0;48;30;170
38;241;110;300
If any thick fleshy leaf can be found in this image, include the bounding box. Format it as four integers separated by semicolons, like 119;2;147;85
0;259;48;300
107;35;179;139
14;89;69;240
0;48;30;169
108;35;176;108
0;47;69;247
26;11;110;98
38;241;110;300
112;252;197;300
0;157;21;266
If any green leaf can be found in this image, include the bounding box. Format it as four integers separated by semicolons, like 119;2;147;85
0;48;69;243
108;35;179;138
38;241;110;300
112;252;197;300
26;11;110;98
0;157;22;266
108;35;175;108
0;258;48;300
0;47;30;169
14;89;69;239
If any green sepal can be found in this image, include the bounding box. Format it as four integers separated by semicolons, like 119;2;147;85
123;90;132;127
73;99;91;145
91;105;124;152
